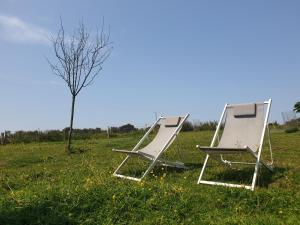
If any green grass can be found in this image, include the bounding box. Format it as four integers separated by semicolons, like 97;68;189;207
0;130;299;224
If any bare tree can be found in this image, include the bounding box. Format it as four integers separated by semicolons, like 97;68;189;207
47;20;112;153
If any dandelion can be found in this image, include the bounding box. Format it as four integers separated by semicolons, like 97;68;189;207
172;186;184;193
84;177;93;190
112;194;116;202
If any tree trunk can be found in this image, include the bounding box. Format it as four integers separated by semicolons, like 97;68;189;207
67;95;76;153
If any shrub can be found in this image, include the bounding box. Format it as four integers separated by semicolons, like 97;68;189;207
193;121;218;131
181;121;194;132
119;124;137;133
285;127;299;133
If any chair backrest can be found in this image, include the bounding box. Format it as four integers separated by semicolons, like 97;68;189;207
139;116;186;157
218;102;267;152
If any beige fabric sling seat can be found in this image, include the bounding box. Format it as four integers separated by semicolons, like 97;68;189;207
196;99;273;191
113;114;189;181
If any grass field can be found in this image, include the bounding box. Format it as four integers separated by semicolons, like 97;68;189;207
0;130;299;225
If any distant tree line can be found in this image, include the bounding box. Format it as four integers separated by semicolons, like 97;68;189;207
0;121;218;145
0;124;139;145
0;128;104;145
181;121;218;132
1;118;294;145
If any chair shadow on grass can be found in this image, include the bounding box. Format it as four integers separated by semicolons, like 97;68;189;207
119;165;187;179
117;155;288;188
206;165;288;188
154;163;202;176
119;160;201;179
152;162;288;189
146;162;204;178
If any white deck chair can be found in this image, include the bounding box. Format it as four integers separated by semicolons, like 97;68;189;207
196;99;273;191
113;114;189;181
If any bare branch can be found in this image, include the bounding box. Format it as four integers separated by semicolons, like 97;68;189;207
47;19;112;97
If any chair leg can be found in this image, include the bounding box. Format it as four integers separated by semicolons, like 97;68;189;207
140;159;158;180
267;124;274;166
113;155;130;177
114;155;155;181
197;154;210;184
250;159;261;191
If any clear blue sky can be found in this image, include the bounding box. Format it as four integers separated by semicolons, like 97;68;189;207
0;0;299;131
